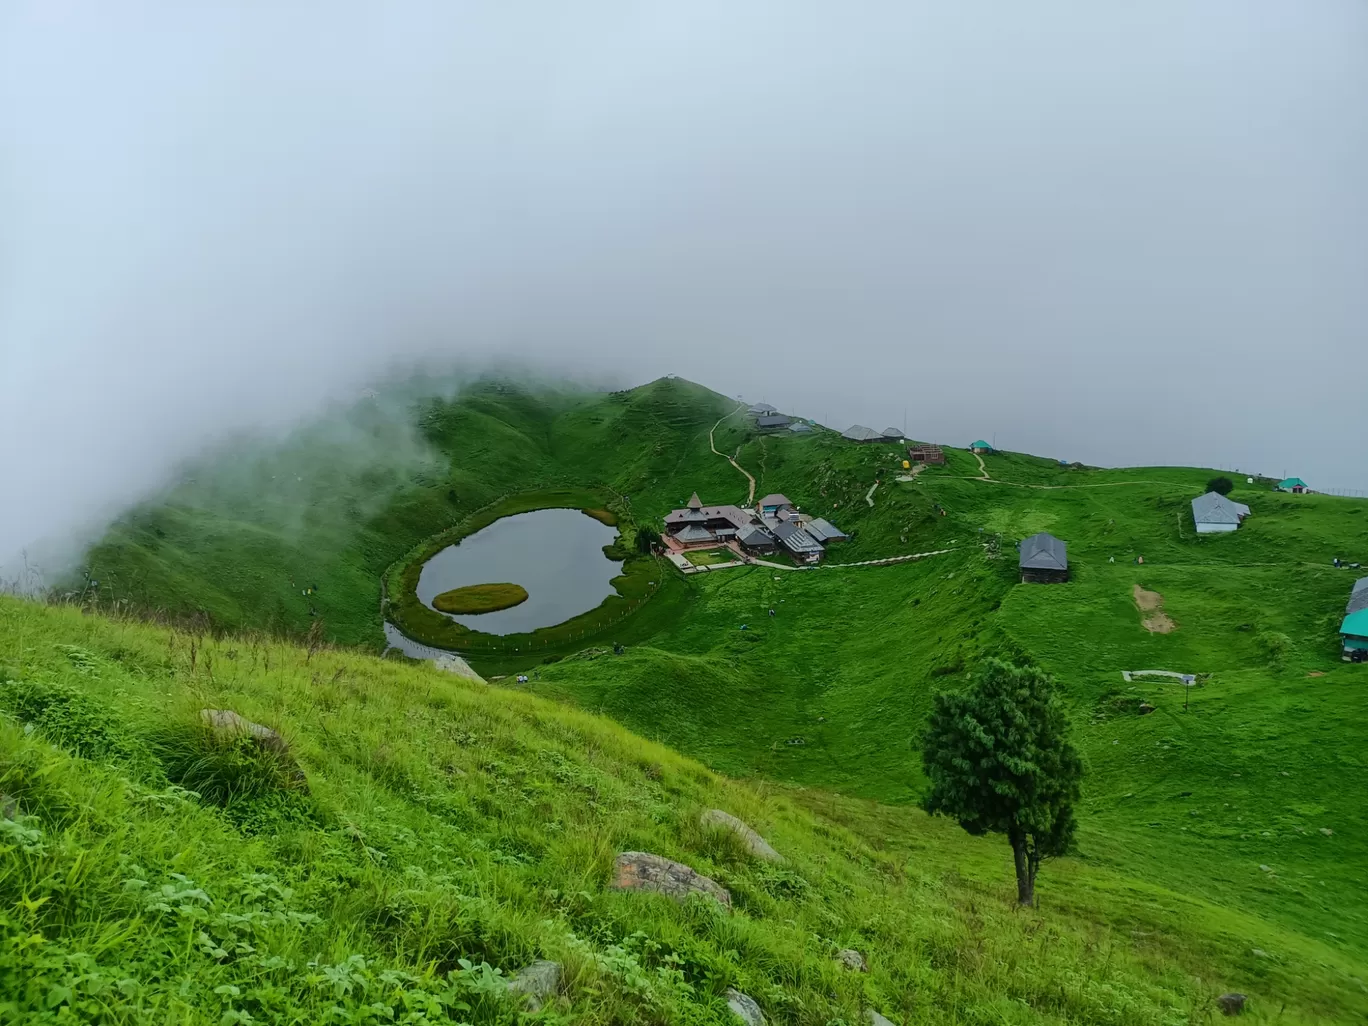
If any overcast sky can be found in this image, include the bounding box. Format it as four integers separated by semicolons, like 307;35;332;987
3;2;1366;569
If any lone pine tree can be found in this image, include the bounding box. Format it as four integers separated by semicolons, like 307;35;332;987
922;659;1083;905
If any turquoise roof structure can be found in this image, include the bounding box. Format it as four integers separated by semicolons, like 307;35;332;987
971;440;991;450
1278;477;1308;490
1343;608;1368;639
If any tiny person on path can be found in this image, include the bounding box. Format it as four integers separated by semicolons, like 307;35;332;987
769;608;775;617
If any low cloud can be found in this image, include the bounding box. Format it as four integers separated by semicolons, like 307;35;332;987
3;2;1366;572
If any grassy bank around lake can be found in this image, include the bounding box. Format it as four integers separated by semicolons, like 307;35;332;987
382;487;680;669
432;583;530;615
3;594;1365;1024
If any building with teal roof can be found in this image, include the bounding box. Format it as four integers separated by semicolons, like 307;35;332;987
1277;477;1309;493
1342;577;1368;662
970;440;992;454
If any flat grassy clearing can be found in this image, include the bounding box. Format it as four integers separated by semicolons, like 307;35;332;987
684;550;734;567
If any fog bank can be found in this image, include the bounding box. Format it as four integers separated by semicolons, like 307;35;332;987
4;2;1366;570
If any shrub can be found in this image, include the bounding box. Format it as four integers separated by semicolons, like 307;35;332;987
0;677;148;766
150;721;305;809
1206;476;1235;495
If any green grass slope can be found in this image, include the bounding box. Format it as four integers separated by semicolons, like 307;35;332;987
3;596;1366;1024
81;377;742;649
534;444;1368;961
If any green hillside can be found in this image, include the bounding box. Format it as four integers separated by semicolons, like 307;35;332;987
63;375;1368;1019
3;597;1366;1024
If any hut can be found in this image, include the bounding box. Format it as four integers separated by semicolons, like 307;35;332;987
757;493;793;516
755;414;792;431
748;403;777;416
1191;492;1251;533
788;422;813;434
842;425;884;443
881;427;904;441
1342;577;1368;662
907;444;946;464
1019;532;1069;583
970;440;993;454
773;521;826;563
1277;477;1309;494
805;517;849;543
737;523;778;555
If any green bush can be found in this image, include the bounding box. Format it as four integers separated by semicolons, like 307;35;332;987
0;677;148;767
149;722;306;810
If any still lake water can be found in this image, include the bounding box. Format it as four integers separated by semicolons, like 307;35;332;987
415;508;622;636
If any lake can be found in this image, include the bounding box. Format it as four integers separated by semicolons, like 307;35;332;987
415;508;622;635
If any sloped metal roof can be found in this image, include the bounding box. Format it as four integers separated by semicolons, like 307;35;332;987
756;414;792;428
1019;532;1068;570
773;522;824;554
1191;491;1250;525
806;518;848;542
1347;577;1368;616
757;493;791;509
842;425;882;441
748;403;777;414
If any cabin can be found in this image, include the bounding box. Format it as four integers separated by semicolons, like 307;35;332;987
663;493;752;549
1277;477;1309;494
755;414;792;431
970;440;993;454
788;422;813;434
1191;491;1252;534
842;425;885;443
772;521;826;563
805;518;849;544
881;427;903;442
757;493;793;516
737;523;778;555
907;444;946;464
1019;532;1069;583
748;403;777;416
1342;578;1368;662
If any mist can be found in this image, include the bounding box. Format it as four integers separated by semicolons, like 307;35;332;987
4;2;1366;572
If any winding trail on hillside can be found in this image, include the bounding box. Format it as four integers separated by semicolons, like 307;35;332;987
972;453;990;480
709;404;756;505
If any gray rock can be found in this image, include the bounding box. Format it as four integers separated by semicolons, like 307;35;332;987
611;852;731;907
725;988;765;1026
0;792;15;820
836;948;868;972
507;960;560;1011
200;709;308;790
865;1011;896;1026
1216;992;1246;1016
700;809;783;862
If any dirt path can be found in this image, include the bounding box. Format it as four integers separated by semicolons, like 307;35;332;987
972;452;990;481
709;404;756;506
1133;583;1177;633
865;481;878;506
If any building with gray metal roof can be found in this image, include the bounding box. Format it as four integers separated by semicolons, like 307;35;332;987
1191;491;1252;533
1019;532;1069;583
842;425;884;442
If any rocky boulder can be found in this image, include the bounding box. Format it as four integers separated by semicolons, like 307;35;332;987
700;809;783;862
1216;993;1246;1016
865;1011;896;1026
200;709;308;790
611;852;731;908
836;948;868;972
725;988;765;1026
507;960;560;1011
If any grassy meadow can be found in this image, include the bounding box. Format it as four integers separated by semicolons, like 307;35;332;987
47;375;1368;1021
4;597;1367;1024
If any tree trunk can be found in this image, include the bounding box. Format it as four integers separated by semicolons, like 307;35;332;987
1010;834;1033;905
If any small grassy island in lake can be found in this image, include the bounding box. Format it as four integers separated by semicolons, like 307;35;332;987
431;582;529;614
